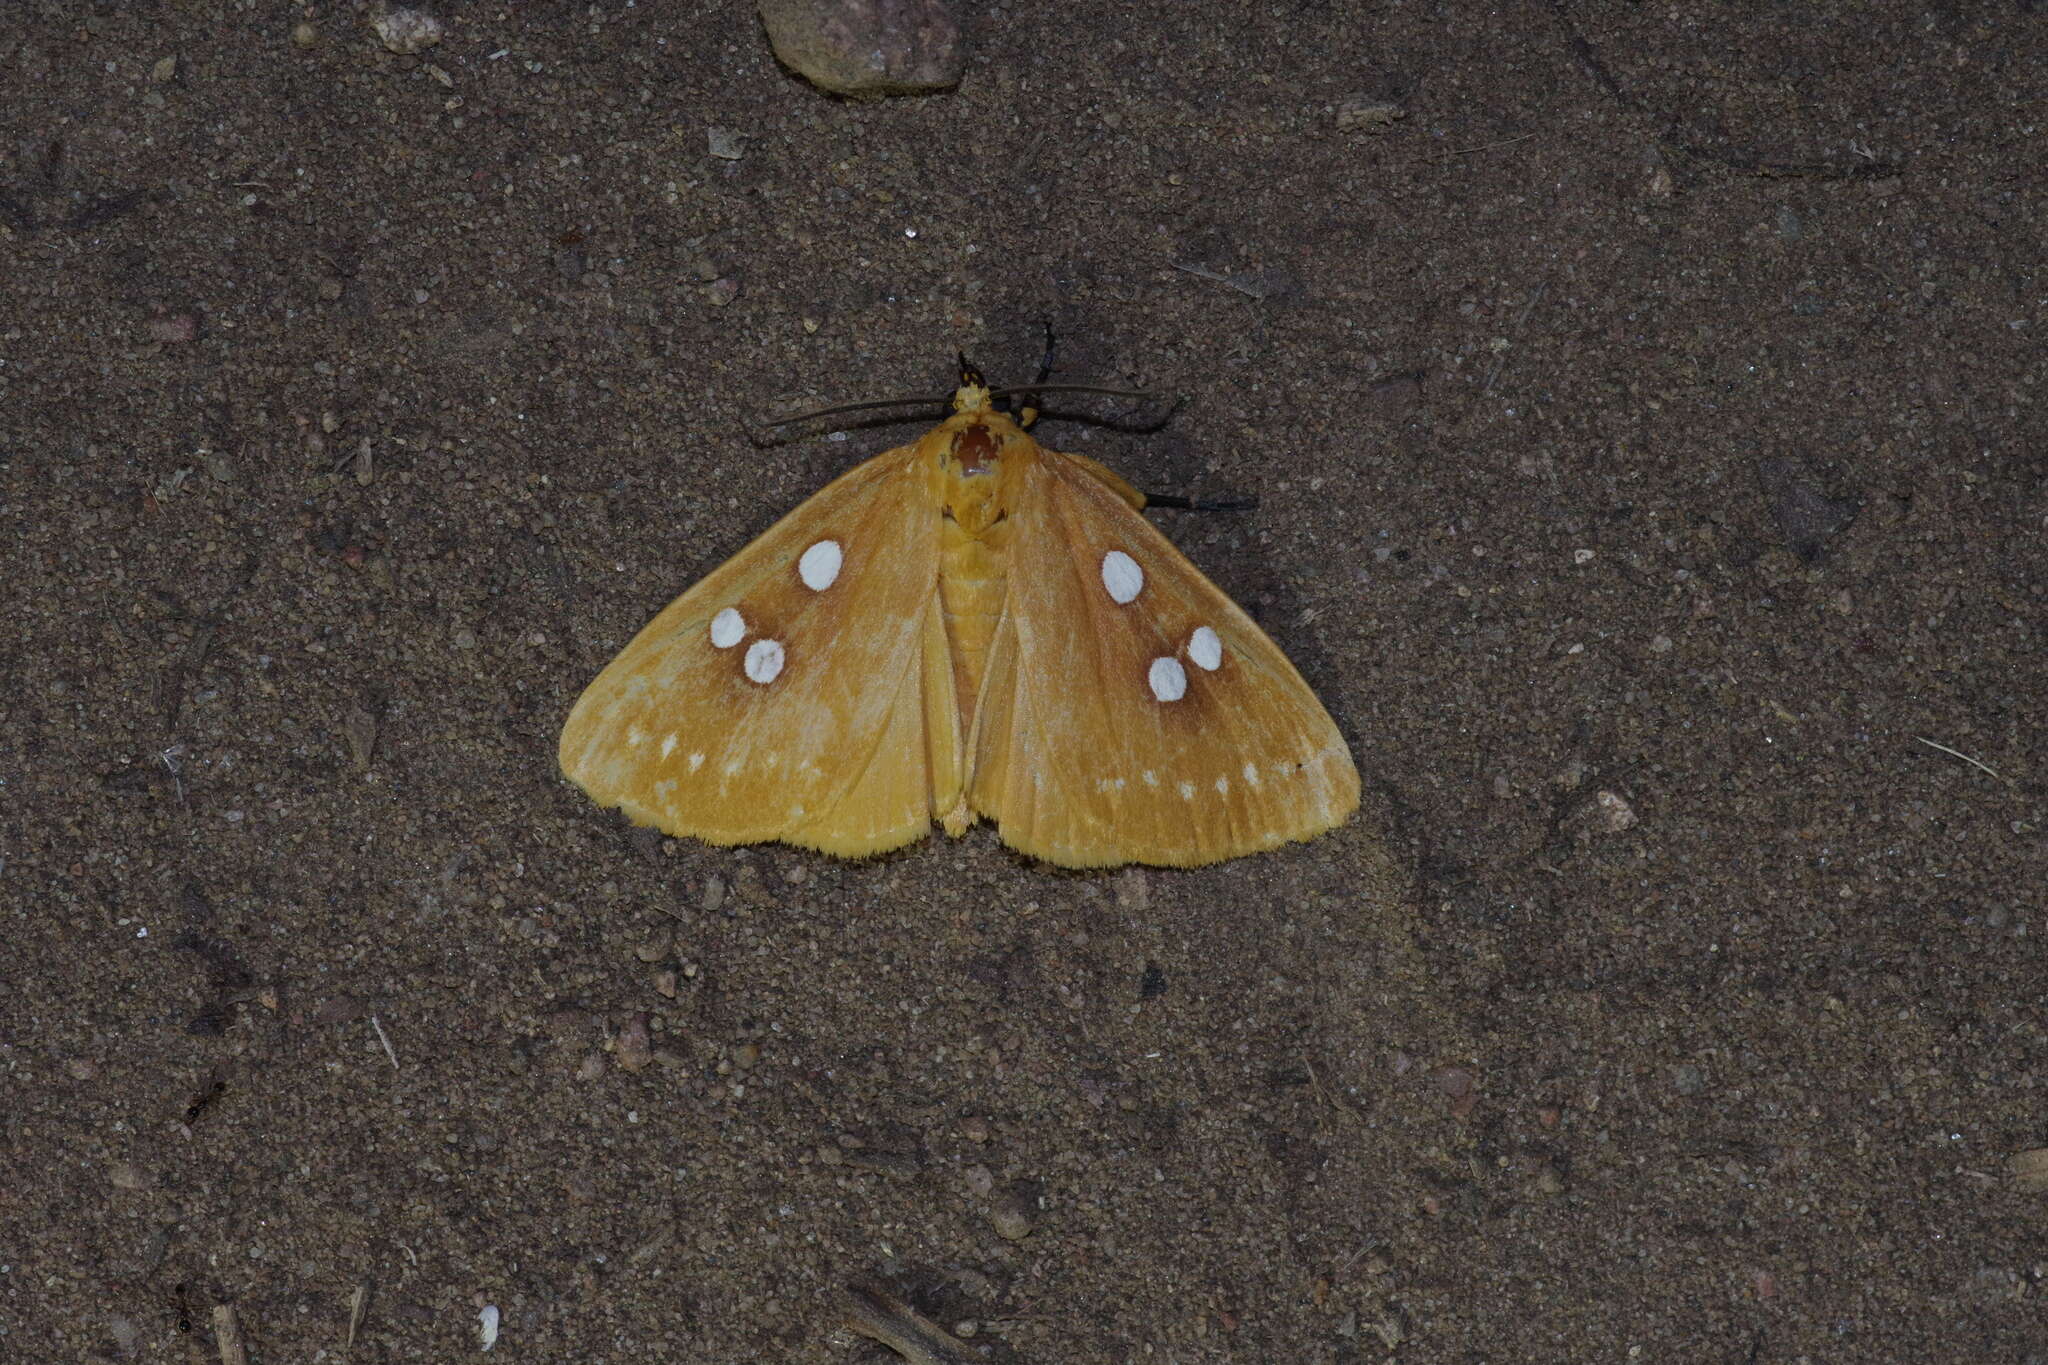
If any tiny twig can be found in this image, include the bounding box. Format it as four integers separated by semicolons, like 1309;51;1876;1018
213;1304;249;1365
1434;131;1538;162
1173;261;1235;286
1914;736;2007;784
159;746;186;804
1172;261;1291;299
1483;278;1550;395
1303;1054;1336;1111
369;1013;401;1070
844;1282;984;1365
348;1283;371;1350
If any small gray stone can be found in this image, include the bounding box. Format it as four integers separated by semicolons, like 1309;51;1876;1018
373;8;444;55
988;1184;1035;1241
1335;97;1405;132
758;0;963;98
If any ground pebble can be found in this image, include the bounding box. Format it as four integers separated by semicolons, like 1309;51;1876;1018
757;0;964;97
374;8;444;54
615;1013;653;1072
1335;97;1405;132
988;1185;1035;1240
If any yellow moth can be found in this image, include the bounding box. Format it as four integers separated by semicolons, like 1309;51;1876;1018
559;365;1359;868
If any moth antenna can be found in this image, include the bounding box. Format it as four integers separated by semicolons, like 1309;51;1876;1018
756;385;1164;442
750;393;955;444
761;394;955;427
983;383;1158;403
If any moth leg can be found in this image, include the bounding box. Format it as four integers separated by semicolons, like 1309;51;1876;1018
1061;452;1148;512
1011;320;1059;429
1029;319;1057;385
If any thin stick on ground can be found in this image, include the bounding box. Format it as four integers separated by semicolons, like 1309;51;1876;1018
1914;735;2008;784
347;1283;370;1351
844;1282;988;1365
369;1014;401;1070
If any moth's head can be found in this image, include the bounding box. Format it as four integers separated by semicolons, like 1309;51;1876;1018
951;355;994;416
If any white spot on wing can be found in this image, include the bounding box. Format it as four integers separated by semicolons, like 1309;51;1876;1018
1178;780;1195;801
660;733;677;759
1101;550;1144;604
1148;655;1188;702
798;539;842;591
1242;761;1260;787
1142;770;1159;787
1214;775;1230;796
710;607;745;649
1188;626;1223;671
744;638;785;684
626;725;645;747
688;752;705;772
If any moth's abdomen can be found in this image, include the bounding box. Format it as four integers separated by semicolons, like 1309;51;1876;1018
938;511;1010;732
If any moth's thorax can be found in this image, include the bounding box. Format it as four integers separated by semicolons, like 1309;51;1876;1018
921;408;1034;733
923;408;1033;527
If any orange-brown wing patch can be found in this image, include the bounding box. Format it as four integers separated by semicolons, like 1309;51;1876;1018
559;448;959;858
966;449;1358;867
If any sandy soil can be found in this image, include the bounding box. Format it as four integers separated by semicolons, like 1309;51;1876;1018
4;3;2043;1361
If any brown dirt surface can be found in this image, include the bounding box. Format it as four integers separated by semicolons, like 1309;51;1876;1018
4;4;2043;1361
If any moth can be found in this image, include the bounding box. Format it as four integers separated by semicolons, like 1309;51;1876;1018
559;365;1359;868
